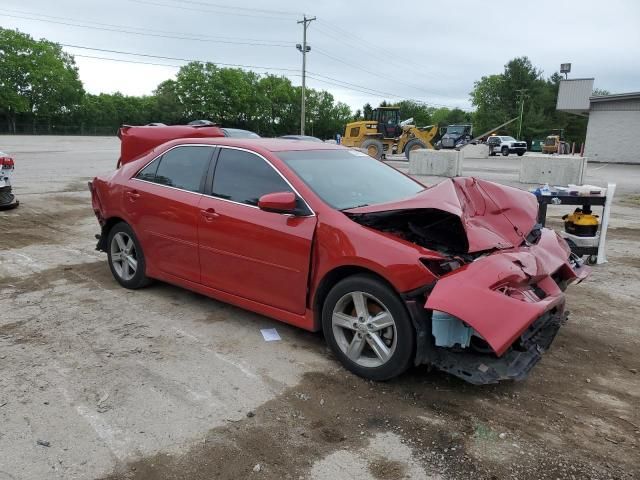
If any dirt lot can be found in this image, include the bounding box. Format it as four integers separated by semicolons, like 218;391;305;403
1;136;639;479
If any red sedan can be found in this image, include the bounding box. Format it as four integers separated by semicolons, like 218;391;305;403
90;137;589;384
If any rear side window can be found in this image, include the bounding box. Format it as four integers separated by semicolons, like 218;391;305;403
137;146;212;193
136;158;160;181
212;148;291;206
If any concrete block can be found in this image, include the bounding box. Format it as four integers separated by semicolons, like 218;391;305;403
462;143;489;159
519;155;588;185
409;149;463;177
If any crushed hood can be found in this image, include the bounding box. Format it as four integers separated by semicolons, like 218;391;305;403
345;177;539;253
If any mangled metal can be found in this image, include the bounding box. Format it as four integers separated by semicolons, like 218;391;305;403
347;177;590;383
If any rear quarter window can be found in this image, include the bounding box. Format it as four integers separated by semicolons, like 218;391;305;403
136;146;213;193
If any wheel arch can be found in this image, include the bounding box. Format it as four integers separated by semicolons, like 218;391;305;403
312;265;400;331
97;216;129;251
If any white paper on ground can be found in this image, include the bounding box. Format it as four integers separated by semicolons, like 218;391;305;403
260;328;281;342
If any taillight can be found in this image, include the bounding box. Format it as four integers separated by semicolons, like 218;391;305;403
0;157;14;168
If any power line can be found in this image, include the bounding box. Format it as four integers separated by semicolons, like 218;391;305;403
306;72;410;100
0;12;294;47
62;44;423;101
313;48;458;108
72;53;303;78
0;8;294;44
313;23;427;78
73;54;183;69
70;52;417;102
64;44;460;108
164;0;299;17
128;0;295;20
306;74;404;100
316;19;432;75
61;44;300;72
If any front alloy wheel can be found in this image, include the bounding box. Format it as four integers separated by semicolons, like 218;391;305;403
322;274;414;381
332;291;397;368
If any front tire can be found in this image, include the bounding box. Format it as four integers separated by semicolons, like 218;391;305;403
322;274;415;381
107;222;151;289
501;146;510;156
361;138;384;160
404;139;426;160
517;151;525;156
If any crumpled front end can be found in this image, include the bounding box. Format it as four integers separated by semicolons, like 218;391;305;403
415;228;590;384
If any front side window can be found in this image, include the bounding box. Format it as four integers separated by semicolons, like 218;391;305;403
212;148;292;206
137;146;212;193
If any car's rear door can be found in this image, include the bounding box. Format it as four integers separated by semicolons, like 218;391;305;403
125;145;215;281
197;146;316;314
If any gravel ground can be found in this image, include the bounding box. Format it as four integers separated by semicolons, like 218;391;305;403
1;136;639;480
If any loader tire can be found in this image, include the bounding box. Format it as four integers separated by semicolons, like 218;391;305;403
361;138;384;160
404;139;426;160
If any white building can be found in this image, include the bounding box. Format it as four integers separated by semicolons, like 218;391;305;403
557;79;640;164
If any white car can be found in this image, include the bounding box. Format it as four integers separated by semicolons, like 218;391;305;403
0;151;18;210
487;136;527;156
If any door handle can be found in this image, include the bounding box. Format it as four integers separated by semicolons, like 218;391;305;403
126;190;141;201
201;207;219;221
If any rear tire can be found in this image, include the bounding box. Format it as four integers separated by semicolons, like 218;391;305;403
361;138;384;160
501;146;510;156
404;139;426;160
322;274;415;381
107;222;151;289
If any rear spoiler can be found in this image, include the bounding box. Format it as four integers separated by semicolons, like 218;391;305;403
117;125;226;167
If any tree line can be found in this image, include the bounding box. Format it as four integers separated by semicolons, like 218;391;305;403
1;27;594;142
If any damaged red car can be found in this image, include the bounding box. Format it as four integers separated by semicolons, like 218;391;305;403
90;137;589;384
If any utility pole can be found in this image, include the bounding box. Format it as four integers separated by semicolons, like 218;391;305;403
515;89;529;139
297;14;316;135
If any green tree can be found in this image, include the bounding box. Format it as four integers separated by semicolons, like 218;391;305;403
470;56;588;142
0;27;84;132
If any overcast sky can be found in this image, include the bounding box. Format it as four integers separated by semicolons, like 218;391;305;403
2;0;639;111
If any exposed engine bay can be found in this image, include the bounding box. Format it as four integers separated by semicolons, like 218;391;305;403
346;208;472;257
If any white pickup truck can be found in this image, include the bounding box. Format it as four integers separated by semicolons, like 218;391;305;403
487;135;527;156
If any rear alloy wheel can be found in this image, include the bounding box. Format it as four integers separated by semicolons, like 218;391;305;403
322;275;414;381
404;139;426;160
360;138;384;160
107;222;151;289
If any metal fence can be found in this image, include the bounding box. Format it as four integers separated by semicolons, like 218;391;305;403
0;123;117;136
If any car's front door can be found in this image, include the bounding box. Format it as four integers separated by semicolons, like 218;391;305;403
198;147;316;314
126;145;214;281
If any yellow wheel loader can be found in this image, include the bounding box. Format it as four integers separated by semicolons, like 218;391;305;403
341;107;440;160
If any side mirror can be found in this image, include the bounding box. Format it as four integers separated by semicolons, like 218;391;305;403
258;191;297;214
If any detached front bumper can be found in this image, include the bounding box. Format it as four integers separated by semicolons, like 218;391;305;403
403;228;589;385
429;309;566;384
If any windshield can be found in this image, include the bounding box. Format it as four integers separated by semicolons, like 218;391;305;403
278;149;424;210
503;136;516;142
445;126;466;136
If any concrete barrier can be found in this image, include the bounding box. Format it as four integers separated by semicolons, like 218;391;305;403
461;143;489;160
519;155;588;185
409;149;463;177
